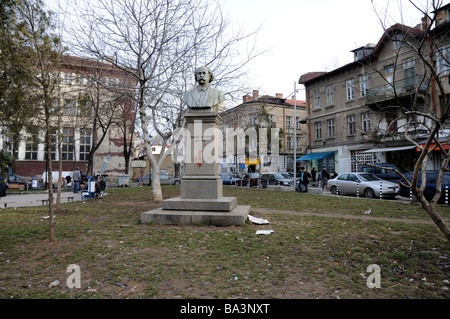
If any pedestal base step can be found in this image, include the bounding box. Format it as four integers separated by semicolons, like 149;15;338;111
141;205;250;226
161;197;237;212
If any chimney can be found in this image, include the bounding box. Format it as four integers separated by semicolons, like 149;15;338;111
252;90;259;99
421;16;430;31
275;93;283;99
243;94;252;103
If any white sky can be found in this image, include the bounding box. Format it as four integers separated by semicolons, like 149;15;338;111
46;0;433;102
221;0;430;101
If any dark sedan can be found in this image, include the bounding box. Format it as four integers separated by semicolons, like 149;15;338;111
220;173;241;185
236;173;260;187
399;171;450;203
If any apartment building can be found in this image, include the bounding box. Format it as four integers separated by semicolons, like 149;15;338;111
1;55;136;182
299;5;450;174
219;90;307;173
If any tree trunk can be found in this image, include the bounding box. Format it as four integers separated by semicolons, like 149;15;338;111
46;128;55;242
418;195;450;241
152;170;163;202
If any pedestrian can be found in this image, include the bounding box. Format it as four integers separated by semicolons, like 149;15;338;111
320;166;330;190
311;167;317;183
73;167;81;193
298;167;311;193
96;176;106;196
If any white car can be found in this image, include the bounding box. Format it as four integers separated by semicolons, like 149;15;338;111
328;172;399;199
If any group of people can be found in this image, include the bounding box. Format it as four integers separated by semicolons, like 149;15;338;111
72;167;106;197
296;166;337;193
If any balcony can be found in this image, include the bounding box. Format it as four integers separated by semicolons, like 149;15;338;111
365;76;429;109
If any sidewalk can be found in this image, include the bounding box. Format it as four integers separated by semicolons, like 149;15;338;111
0;191;84;208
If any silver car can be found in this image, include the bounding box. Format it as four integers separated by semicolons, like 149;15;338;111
328;172;399;199
141;173;181;186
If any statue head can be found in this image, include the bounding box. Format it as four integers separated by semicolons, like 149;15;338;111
195;66;214;85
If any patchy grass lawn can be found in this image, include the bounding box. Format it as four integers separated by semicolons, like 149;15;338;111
0;185;449;299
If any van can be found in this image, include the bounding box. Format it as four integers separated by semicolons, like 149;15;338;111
360;163;406;183
41;171;73;184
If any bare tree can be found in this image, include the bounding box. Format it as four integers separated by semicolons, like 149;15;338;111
369;0;450;241
15;0;62;240
64;0;264;201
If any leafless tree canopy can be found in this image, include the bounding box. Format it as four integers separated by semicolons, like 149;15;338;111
62;0;265;200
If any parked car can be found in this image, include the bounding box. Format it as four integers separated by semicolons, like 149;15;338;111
6;173;30;190
260;172;294;188
360;163;407;183
220;172;240;185
236;173;260;187
142;173;181;186
328;172;399;199
399;171;450;202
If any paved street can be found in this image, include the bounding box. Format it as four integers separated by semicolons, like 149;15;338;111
0;186;414;209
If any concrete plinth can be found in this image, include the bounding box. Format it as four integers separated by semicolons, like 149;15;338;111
141;205;250;226
162;197;237;212
140;107;251;226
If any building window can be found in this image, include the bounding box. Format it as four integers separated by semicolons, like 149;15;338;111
385;65;395;90
52;99;60;114
346;79;355;101
296;117;301;130
315;122;322;140
394;33;403;49
347;115;356;135
314;90;320;109
63;99;77;115
296;136;300;149
249;113;256;127
286;116;292;128
79;128;92;161
326;86;334;106
44;130;57;160
80;100;93;117
63;72;74;84
286;136;292;149
360;75;369;97
269;114;274;124
404;58;416;87
437;45;450;76
362;113;371;133
61;127;74;161
25;135;38;160
327;119;335;138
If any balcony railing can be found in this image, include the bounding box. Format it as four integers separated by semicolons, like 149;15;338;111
365;76;429;105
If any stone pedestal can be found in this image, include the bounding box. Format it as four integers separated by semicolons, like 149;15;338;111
141;108;250;226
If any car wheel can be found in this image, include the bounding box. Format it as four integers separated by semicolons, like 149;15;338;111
330;186;337;195
364;188;376;198
174;180;180;185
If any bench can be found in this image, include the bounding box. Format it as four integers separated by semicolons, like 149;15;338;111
8;184;25;190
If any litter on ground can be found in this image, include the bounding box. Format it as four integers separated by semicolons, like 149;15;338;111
256;230;274;235
248;215;270;224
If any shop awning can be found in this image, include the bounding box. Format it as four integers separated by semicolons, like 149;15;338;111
296;151;336;161
362;145;415;153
